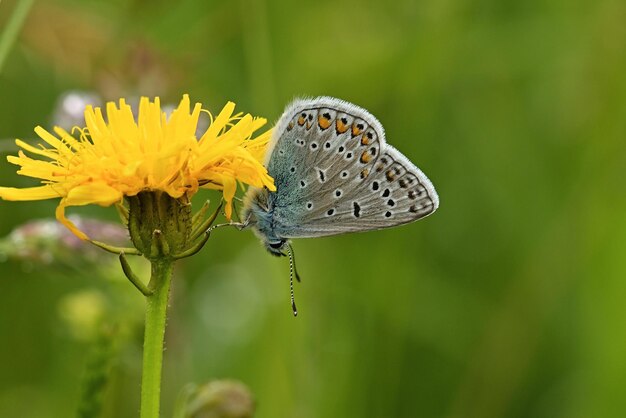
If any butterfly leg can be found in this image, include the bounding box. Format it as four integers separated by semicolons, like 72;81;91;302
208;221;248;232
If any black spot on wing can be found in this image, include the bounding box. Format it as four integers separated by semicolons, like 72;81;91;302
353;202;361;218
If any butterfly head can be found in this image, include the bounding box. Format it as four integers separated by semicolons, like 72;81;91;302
242;186;288;256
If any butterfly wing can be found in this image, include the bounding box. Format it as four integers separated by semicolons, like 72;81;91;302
257;97;438;239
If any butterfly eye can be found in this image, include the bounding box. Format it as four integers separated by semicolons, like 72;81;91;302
269;241;285;250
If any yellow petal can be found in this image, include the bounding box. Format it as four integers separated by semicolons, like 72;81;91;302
0;185;62;200
15;139;59;159
55;200;89;240
53;127;83;151
64;183;122;207
221;176;237;219
199;101;236;144
34;126;74;158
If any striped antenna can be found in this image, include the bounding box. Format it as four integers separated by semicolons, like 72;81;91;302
288;242;301;283
286;244;298;316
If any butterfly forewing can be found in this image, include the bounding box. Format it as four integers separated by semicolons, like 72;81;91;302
263;97;438;239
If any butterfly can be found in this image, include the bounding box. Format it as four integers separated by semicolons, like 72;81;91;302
241;97;439;314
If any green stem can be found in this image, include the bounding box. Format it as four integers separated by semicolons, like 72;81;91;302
140;260;174;418
0;0;35;74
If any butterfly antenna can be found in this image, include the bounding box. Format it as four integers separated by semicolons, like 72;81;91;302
286;244;298;317
287;242;302;283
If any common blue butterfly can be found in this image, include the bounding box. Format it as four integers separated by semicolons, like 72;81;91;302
241;97;439;314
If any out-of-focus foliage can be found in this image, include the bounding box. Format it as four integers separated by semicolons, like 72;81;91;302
0;0;625;417
180;380;255;418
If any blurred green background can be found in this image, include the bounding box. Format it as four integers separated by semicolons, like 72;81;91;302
1;0;625;417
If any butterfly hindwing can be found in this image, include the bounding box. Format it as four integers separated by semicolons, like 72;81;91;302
264;97;438;239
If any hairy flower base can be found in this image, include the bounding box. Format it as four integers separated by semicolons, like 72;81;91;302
127;191;192;260
0;95;275;239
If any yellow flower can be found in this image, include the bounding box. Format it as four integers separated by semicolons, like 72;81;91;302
0;95;275;240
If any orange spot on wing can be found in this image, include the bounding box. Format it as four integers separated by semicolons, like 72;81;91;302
360;151;372;163
318;115;331;130
352;124;362;137
297;116;306;126
336;119;349;134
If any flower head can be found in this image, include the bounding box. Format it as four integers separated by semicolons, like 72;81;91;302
0;95;275;239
